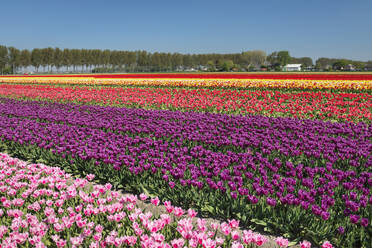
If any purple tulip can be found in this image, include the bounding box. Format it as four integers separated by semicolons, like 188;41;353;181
266;197;277;207
321;211;330;220
350;215;360;224
360;218;369;227
337;226;345;234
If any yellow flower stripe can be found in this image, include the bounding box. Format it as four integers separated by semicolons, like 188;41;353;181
0;77;371;90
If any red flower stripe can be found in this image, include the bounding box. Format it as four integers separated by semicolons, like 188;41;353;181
0;84;370;123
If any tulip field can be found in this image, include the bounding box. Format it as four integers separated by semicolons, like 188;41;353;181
0;73;371;247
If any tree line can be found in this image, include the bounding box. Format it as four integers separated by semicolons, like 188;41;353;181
0;45;270;73
314;58;370;71
0;45;370;74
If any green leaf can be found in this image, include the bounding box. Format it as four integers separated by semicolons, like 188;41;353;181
251;219;267;227
36;159;48;164
201;205;214;213
288;241;298;247
139;184;156;198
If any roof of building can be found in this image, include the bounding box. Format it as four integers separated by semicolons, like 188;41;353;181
284;64;302;67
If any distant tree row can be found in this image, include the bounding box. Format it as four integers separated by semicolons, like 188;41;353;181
0;45;269;74
315;58;371;71
0;45;370;74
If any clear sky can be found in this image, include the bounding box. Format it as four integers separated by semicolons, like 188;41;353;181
2;0;372;61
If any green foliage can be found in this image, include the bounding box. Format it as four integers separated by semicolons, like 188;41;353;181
8;47;21;73
217;59;235;71
332;59;349;70
19;49;31;70
277;51;291;66
240;50;267;69
0;45;8;73
1;44;371;73
31;48;42;72
206;60;216;71
290;57;313;67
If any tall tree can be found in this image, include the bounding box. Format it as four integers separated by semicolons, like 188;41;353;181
151;52;161;70
217;59;234;71
241;50;266;69
80;49;90;72
91;49;101;69
19;49;31;72
46;47;54;72
171;53;183;70
8;47;21;73
101;49;111;68
53;48;63;72
110;50;121;70
127;51;136;70
267;52;280;70
0;45;8;74
87;49;95;71
182;54;193;68
31;48;42;73
300;57;313;67
71;49;81;72
62;49;72;72
40;47;54;72
137;50;149;70
332;59;348;70
277;51;291;66
315;58;338;70
290;57;313;68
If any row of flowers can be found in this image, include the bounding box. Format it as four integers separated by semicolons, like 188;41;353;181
0;77;371;90
3;73;372;80
0;152;335;248
0;84;370;123
0;97;370;246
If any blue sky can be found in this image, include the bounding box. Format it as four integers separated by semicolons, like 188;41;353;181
2;0;372;61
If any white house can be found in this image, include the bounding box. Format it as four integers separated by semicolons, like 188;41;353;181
283;64;302;71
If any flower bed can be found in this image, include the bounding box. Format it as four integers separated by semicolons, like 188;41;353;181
2;72;372;80
3;152;299;248
0;77;371;90
0;98;370;246
0;84;370;122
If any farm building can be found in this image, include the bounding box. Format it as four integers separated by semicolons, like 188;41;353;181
283;64;302;71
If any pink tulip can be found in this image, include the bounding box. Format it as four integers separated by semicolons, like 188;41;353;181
151;197;160;206
220;222;231;235
321;241;333;248
171;238;185;248
228;219;240;229
275;236;289;247
215;237;224;245
300;240;311;248
173;207;184;217
140;193;148;201
93;233;102;241
231;241;244;248
86;174;95;181
231;230;240;240
188;208;197;218
0;225;9;238
253;233;267;246
104;183;112;191
160;214;171;225
202;238;216;248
